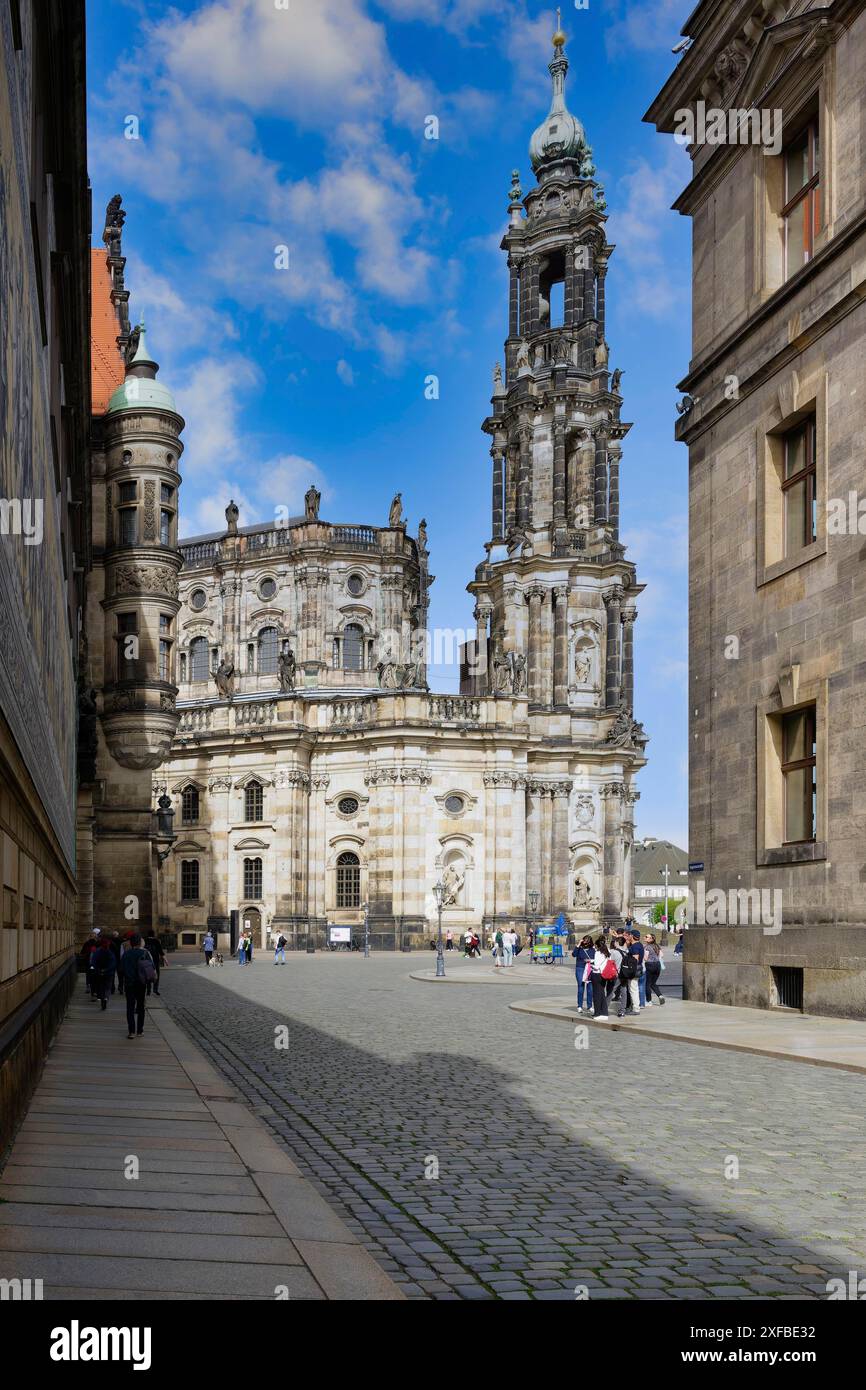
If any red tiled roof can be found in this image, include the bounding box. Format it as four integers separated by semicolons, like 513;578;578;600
90;248;125;415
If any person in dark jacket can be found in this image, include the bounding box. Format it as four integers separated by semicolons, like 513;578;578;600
90;941;116;1010
571;934;595;1013
121;933;154;1038
143;931;165;996
80;933;99;996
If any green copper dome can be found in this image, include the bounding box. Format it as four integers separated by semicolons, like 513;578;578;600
106;323;178;416
529;30;586;173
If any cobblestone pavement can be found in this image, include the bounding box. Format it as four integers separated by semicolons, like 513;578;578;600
163;953;866;1301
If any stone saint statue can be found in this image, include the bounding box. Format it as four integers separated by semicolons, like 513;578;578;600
611;367;624;393
225;500;239;536
574;873;592;909
493;361;503;390
515;341;530;373
594;339;609;369
491;643;512;695
510;651;527;695
214;657;235;699
304;485;321;522
417;518;428;553
278;647;296;693
441;863;465;907
575;651;592;685
389;493;404;528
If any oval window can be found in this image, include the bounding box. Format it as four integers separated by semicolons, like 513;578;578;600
260;577;277;600
346;574;364;596
445;794;465;815
338;796;360;817
190;589;207;611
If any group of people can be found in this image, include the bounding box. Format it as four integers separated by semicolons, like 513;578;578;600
78;927;166;1038
572;924;666;1021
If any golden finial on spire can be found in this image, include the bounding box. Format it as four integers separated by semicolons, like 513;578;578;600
553;7;566;48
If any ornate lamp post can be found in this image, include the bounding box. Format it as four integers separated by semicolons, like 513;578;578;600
363;900;370;959
528;889;540;963
432;880;446;979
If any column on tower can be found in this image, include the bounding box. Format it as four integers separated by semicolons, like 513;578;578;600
604;586;623;709
526;585;546;706
596;256;608;342
552;781;571;912
621;605;636;712
505;441;518;533
491;448;505;540
552;418;567;530
525;780;543;909
552;586;569;708
474;604;492;692
608;440;621;539
541;786;553;910
593;429;608;525
528;255;540;337
519;259;531;339
601;781;625;927
508;257;520;339
517;422;533;528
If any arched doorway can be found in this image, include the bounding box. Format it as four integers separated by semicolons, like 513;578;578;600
242;906;263;950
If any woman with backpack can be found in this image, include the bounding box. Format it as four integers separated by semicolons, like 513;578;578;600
590;936;617;1021
572;934;595;1013
644;932;666;1005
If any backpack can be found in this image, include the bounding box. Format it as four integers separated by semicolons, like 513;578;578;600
600;956;618;981
619;952;638;980
137;951;157;985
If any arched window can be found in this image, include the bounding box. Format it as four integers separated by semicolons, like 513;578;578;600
181;860;199;902
243;857;262;899
190;636;209;682
244;781;263;822
342;623;364;672
181;785;199;824
336;851;361;908
258;626;279;675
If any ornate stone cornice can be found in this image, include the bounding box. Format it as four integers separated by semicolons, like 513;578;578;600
273;768;310;790
208;775;231;792
527;777;572;798
600;781;625;799
525;584;547;604
311;773;331;790
365;765;432;787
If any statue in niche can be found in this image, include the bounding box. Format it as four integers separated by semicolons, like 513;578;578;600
573;873;592;908
575;650;593;686
441;862;465;907
515;341;530;373
491;642;512;694
304;485;321;521
594;339;609;369
225;500;239;536
279;647;297;693
214;656;236;699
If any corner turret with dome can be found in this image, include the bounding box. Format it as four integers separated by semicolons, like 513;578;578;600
106;321;179;417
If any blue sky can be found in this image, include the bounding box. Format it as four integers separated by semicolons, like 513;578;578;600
87;0;691;847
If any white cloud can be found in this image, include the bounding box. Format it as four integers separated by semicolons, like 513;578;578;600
604;0;685;58
607;143;690;317
336;359;355;386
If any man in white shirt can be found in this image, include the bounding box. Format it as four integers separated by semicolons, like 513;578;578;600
502;929;515;968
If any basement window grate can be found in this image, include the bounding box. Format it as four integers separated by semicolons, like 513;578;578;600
771;965;804;1011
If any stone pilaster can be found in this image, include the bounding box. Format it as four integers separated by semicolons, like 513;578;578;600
474;604;492;693
593;429;608;525
552;780;571;915
621;606;636;713
600;780;625;927
511;774;527;915
491;448;505;540
526;585;546;706
525;779;543;911
517;423;533;528
552;586;569;709
309;772;329;929
604;586;623;710
608;440;621;539
552;417;567;532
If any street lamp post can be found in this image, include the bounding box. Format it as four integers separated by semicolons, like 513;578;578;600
432;881;446;978
528;890;539;963
363;900;370;959
660;864;670;936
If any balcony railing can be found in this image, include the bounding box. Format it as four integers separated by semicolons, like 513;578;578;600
331;697;377;726
178;706;212;733
235;701;277;728
428;696;481;723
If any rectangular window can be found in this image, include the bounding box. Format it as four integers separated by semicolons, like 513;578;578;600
159;639;171;681
782;417;817;555
245;783;263;822
118;482;137;504
119;508;138;545
181;860;200;903
783;121;819;279
243;857;262;899
160;509;172;546
781;706;816;844
161;484;174;505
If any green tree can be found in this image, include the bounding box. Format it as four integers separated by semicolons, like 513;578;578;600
652;898;684;927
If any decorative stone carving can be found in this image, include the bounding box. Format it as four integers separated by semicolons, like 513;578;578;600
279;647;297;693
441;861;465;906
225;500;239;535
304;485;321;521
143;480;157;541
574;794;594;828
208;775;232;792
114;565;179;600
604;706;649;750
214;657;236;699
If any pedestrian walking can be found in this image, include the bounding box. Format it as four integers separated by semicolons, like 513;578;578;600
246;932;254;965
615;935;641;1016
143;930;165;996
121;932;155;1038
90;940;116;1011
644;932;666;1005
493;927;504;967
202;931;215;966
628;929;647;1008
80;931;99;998
237;935;247;966
502;929;514;968
446;930;453;952
274;933;287;964
572;934;595;1013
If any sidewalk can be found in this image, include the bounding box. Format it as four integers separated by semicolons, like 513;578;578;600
509;995;866;1074
0;980;402;1300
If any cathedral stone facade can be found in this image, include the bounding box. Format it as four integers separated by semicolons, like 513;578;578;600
154;29;649;953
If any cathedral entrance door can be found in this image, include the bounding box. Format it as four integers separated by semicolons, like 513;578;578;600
242;907;263;951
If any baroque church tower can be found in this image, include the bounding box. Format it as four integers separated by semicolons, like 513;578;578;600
464;23;648;924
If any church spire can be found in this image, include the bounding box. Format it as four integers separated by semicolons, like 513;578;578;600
529;17;587;174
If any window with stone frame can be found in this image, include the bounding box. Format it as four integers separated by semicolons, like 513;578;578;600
342;623;365;672
781;706;817;845
336;852;361;908
781;416;817;555
116;612;138;680
243;857;263;899
783;119;820;280
258;626;279;675
180;859;200;902
244;781;264;822
181;785;200;824
118;507;138;546
189;636;209;682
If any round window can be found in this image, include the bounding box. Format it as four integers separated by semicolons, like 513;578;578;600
260;577;277;600
338;796;360;817
346;574;364;596
445;795;465;815
190;589;207;611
